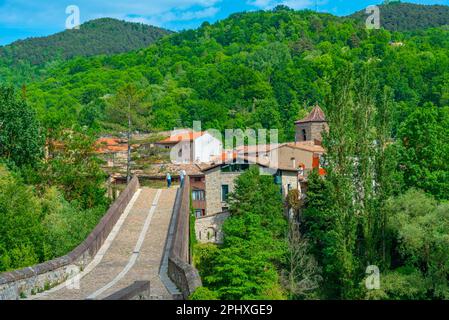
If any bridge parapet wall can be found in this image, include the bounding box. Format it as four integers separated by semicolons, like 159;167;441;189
0;176;140;300
168;177;202;299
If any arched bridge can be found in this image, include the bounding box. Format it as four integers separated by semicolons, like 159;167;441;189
0;177;201;300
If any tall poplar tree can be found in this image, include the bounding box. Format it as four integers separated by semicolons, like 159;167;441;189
321;66;359;298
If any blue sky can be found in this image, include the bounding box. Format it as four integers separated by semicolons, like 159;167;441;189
0;0;448;45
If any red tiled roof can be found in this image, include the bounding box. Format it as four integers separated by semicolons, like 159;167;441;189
285;141;325;153
96;137;130;153
156;131;205;145
295;105;327;124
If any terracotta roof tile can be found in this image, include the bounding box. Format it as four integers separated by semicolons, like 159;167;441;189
96;137;132;154
156;131;205;144
285;141;325;153
295;104;327;124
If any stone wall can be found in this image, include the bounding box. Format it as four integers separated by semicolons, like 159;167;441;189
295;122;328;142
103;281;151;300
195;212;230;244
0;176;140;300
205;167;242;215
281;171;299;197
168;256;202;300
310;122;328;142
167;177;202;299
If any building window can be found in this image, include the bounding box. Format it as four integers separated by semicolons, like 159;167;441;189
291;157;296;169
221;185;229;202
194;177;202;182
302;129;307;141
192;190;205;201
195;209;205;218
274;171;282;185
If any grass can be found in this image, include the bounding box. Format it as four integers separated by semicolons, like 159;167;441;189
139;179;180;189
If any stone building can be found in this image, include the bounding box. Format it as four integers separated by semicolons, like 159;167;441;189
190;173;207;218
189;105;328;244
295;104;329;143
195;212;230;244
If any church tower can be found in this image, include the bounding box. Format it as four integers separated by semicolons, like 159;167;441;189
295;104;329;143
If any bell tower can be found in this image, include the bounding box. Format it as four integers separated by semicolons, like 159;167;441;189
295;104;328;143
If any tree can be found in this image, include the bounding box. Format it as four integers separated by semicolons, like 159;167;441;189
320;66;359;299
199;167;288;300
189;287;219;300
0;86;43;168
302;169;332;265
305;65;398;299
281;222;322;299
105;84;149;183
398;104;449;200
384;189;449;299
42;128;108;210
286;189;301;220
0;165;43;271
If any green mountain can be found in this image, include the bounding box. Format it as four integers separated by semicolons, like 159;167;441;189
0;18;172;83
23;6;449;140
349;2;449;31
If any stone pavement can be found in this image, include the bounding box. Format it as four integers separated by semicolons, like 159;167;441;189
32;187;179;300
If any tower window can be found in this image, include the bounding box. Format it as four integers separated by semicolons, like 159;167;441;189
302;129;307;141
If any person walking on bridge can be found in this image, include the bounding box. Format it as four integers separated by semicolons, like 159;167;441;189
179;169;187;187
166;172;172;189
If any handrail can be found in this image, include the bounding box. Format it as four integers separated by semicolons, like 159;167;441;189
167;177;202;299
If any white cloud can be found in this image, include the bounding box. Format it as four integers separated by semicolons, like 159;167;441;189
0;0;222;29
280;0;314;10
247;0;327;10
122;6;220;29
178;6;220;20
247;0;273;8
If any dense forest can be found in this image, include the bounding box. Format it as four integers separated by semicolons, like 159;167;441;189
0;3;448;300
192;65;449;300
350;2;449;31
0;85;109;273
22;5;449;143
0;18;172;84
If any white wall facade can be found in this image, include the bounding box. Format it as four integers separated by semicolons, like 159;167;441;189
193;133;223;163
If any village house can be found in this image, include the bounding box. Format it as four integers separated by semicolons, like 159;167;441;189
192;105;328;244
155;129;223;164
95;137;139;170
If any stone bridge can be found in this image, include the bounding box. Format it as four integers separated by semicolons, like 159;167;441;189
0;177;202;300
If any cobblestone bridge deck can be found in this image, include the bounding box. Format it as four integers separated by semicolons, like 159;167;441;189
32;187;179;300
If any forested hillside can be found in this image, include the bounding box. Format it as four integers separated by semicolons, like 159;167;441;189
25;6;449;141
349;2;449;31
0;18;172;84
